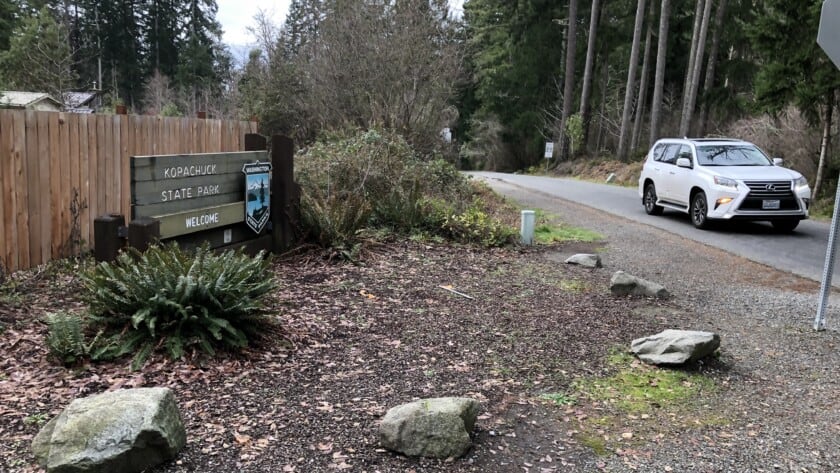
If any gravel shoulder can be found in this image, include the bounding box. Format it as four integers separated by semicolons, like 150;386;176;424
484;178;840;472
1;181;839;472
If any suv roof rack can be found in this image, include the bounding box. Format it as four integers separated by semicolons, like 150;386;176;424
691;137;741;142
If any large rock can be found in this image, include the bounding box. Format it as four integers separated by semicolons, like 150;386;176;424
32;387;186;473
379;397;480;459
610;271;669;298
631;329;721;365
565;253;602;268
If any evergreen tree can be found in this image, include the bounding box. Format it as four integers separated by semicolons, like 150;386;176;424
282;0;325;60
0;0;19;52
750;0;840;199
177;0;228;109
145;0;181;78
82;0;145;106
462;0;565;168
0;6;78;99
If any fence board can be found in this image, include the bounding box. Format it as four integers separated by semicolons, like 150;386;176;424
48;113;60;261
120;114;130;224
0;110;255;271
111;115;121;215
69;114;80;257
13;112;28;269
87;114;99;243
0;113;7;269
78;115;90;252
58;113;71;258
96;115;106;219
30;112;45;265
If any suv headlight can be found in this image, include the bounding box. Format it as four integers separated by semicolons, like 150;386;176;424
793;176;809;189
713;176;738;189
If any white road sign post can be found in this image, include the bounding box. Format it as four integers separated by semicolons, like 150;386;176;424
814;0;840;330
544;141;555;172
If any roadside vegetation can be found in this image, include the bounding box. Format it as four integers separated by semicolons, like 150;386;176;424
296;128;518;257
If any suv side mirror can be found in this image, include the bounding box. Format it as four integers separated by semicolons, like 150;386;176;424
773;157;784;166
676;157;692;168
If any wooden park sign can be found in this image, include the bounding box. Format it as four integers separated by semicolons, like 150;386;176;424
130;151;270;238
93;134;299;261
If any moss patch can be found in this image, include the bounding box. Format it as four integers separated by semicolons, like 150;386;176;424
563;350;723;456
535;224;603;244
558;279;588;293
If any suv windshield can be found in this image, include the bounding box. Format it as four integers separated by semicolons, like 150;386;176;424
696;145;772;166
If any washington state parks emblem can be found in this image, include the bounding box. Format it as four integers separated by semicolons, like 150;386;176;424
242;161;272;233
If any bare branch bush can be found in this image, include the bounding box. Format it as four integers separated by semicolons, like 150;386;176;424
142;70;178;115
295;0;463;154
723;106;821;181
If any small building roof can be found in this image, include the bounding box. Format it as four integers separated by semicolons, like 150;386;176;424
63;91;98;108
0;91;62;108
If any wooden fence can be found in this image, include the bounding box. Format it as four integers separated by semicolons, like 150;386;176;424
0;110;257;272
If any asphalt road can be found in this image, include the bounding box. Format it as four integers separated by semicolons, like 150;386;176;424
469;171;840;286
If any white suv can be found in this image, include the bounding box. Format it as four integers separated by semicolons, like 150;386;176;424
638;138;811;232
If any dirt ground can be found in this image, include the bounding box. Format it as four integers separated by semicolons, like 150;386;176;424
0;237;721;472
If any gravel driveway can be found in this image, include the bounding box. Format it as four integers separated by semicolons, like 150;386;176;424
483;178;840;472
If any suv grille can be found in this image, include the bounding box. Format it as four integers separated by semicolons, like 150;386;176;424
743;180;792;197
739;180;799;211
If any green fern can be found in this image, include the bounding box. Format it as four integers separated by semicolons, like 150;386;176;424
44;311;101;365
82;243;276;368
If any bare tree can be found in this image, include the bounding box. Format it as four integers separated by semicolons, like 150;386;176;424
247;8;281;63
579;0;603;153
649;0;672;145
142;70;178;115
617;0;647;161
813;92;834;201
696;0;728;136
301;0;462;153
631;0;656;151
557;0;579;160
680;0;712;136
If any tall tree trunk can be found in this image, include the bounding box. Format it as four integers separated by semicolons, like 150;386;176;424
680;0;705;135
631;0;656;151
813;92;834;202
617;0;646;161
696;0;727;136
579;0;603;153
649;0;672;145
558;0;579;160
595;60;611;153
680;0;712;137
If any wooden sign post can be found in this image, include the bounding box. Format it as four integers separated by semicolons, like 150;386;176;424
93;134;299;260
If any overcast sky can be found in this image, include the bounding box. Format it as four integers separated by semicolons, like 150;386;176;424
217;0;466;48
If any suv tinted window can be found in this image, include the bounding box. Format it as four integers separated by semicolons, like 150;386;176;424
651;143;668;162
660;144;680;165
677;145;692;163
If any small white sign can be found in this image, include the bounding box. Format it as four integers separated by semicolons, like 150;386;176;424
544;142;555;159
223;229;232;244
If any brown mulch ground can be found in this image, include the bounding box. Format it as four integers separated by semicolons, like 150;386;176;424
0;239;709;472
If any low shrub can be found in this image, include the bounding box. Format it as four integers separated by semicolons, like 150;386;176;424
296;128;513;250
81;244;276;369
441;203;517;247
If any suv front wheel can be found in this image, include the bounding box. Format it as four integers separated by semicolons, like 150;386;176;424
690;191;710;229
643;183;664;215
